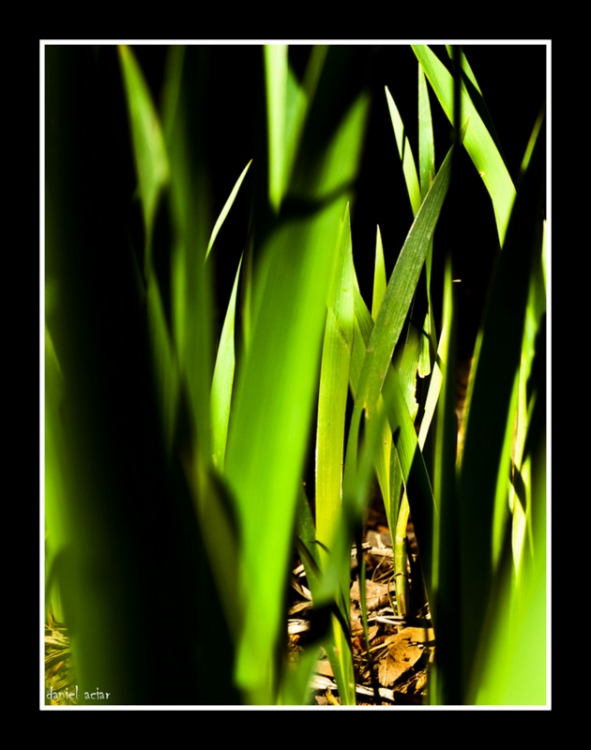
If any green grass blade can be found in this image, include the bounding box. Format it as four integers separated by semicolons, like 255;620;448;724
225;208;344;701
418;62;437;375
118;45;169;276
385;86;421;216
351;276;437;594
468;375;546;706
315;204;354;559
287;45;329;169
283;49;326;208
211;257;242;472
393;321;422;425
293;485;358;707
44;324;69;621
351;278;373;394
369;231;394;527
265;45;288;213
418;64;435;198
164;52;213;460
427;256;462;703
445;45;504;156
315;203;356;704
351;280;394;525
393;494;410;616
458;115;545;701
119;47;181;464
357;134;458;420
159;48;243;649
381;366;435;586
206;160;252;260
371;226;387;321
225;85;370;702
412;44;515;244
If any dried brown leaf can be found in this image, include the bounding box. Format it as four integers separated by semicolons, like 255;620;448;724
350;579;391;610
378;640;424;687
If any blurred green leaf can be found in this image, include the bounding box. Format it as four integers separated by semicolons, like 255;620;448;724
458;115;545;700
118;45;169;274
265;45;288;212
225;82;370;702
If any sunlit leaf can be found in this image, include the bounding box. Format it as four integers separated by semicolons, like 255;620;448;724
412;44;515;244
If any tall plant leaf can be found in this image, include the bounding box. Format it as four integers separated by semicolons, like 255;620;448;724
118;45;169;276
412;45;515;244
315;204;356;704
457;116;545;700
225;78;370;702
356;130;460;419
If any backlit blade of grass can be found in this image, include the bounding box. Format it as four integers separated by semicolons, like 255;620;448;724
336;383;395;586
368;229;394;530
412;44;515;245
315;203;356;704
284;45;328;190
384;70;438;618
385;86;421;216
518;218;546;565
508;118;547;578
428;257;461;704
371;226;387;321
119;45;184;472
467;391;545;705
160;47;241;639
206;160;252;260
418;62;437;375
265;45;288;213
470;171;546;707
389;321;421;616
120;47;242;664
315;204;354;560
265;45;329;216
458;115;545;701
44;324;69;622
211;257;242;472
164;52;213;460
226;207;346;701
381;365;435;590
349;134;460;605
119;46;180;461
356;132;458;421
225;82;370;703
445;45;505;157
418;64;435;197
469;358;546;707
352;279;435;591
293;484;358;705
352;278;399;528
118;45;169;277
393;321;421;425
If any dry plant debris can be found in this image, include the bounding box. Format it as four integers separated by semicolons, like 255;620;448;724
44;609;77;705
289;517;436;706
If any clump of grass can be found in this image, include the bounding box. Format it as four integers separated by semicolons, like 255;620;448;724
44;43;546;706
